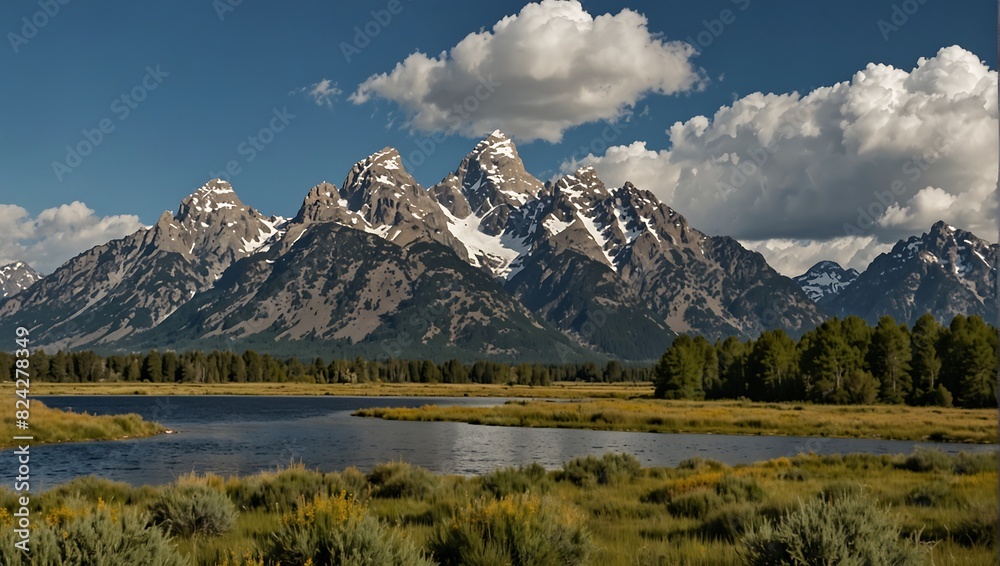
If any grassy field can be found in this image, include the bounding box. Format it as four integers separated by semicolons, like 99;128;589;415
1;451;995;565
29;380;649;399
355;398;1000;444
0;400;165;448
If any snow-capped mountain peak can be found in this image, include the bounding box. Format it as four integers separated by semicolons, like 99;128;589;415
793;261;860;302
823;220;997;324
0;261;42;299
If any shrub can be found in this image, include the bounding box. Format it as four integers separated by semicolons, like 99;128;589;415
227;464;332;512
48;476;140;506
0;507;187;566
951;504;998;548
740;494;926;565
641;487;673;505
667;489;724;519
701;503;760;541
266;493;432;566
898;448;953;473
149;483;237;537
819;481;864;502
716;476;765;504
905;482;956;507
430;494;591;566
482;463;551;498
560;452;642;487
778;468;810;482
677;457;727;471
953;451;997;475
368;461;438;499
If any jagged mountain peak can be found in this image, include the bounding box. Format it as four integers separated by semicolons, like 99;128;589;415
793;261;860;302
341;147;421;202
0;261;42;299
431;130;544;236
177;179;246;219
154;180;281;260
553;166;611;206
293;181;354;225
824;222;997;324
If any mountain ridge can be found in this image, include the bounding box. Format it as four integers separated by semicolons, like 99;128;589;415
2;134;986;361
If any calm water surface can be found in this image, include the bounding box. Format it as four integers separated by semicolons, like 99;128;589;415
29;396;996;487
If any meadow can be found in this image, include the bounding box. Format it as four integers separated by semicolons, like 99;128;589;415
0;400;164;448
0;450;995;565
355;398;999;444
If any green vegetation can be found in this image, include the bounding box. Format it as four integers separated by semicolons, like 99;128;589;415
355;398;998;443
656;314;997;408
0;400;164;448
8;312;993;411
741;494;925;565
1;349;650;387
30;380;652;398
0;451;995;565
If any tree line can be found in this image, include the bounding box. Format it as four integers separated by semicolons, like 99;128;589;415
655;314;997;408
1;349;651;386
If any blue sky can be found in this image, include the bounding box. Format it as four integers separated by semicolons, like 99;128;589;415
1;0;996;274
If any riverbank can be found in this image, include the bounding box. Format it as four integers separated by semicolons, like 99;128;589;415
355;398;999;444
30;380;649;398
0;400;165;448
2;451;994;566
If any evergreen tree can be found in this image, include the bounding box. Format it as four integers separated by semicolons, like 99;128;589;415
908;314;944;405
801;319;863;403
716;336;748;399
842;369;880;405
142;350;163;382
604;360;623;382
941;316;998;408
746;330;799;401
654;336;704;400
866;316;912;403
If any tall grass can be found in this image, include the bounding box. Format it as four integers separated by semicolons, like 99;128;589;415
0;448;993;565
355;398;998;443
0;401;164;447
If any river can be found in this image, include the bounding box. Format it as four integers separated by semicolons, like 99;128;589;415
29;396;996;487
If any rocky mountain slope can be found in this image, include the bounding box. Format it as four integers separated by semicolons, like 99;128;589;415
0;133;860;361
821;222;997;325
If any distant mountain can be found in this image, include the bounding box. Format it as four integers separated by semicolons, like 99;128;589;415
821;221;997;324
1;133;833;361
0;180;284;350
0;262;41;299
793;261;860;302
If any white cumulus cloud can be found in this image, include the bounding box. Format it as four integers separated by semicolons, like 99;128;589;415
349;0;704;142
0;202;144;274
563;45;998;275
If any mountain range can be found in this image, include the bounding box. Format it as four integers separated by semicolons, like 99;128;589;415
0;132;994;362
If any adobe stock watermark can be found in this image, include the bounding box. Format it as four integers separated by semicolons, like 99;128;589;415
213;0;243;22
51;65;169;182
684;0;751;54
8;0;71;54
208;107;296;181
400;74;501;172
877;0;929;41
341;0;414;63
842;133;951;236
